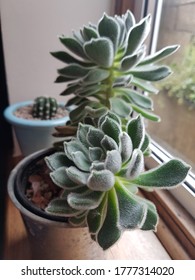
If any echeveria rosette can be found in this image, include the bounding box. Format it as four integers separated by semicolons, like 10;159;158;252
51;10;179;125
45;113;190;250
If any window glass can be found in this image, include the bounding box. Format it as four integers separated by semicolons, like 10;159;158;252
147;0;195;174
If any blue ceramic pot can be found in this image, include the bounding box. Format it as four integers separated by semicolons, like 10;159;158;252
4;101;69;156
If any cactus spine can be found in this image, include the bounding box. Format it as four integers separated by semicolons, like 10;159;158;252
33;96;58;120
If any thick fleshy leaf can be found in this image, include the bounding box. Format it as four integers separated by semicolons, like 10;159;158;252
82;26;98;40
77;123;91;146
84;38;114;67
98;13;120;53
131;104;160;122
87;169;115;191
58;64;90;78
87;194;107;234
130;65;172;81
51;51;79;64
55;75;76;83
85;105;107;118
69;101;90;122
141;133;151;154
132;77;159;94
132;159;191;187
101;117;121;145
66;166;89;185
101;134;119;151
50;167;77;189
98;111;121;127
115;183;146;229
126;149;144;179
89;147;104;161
115;15;126;47
127;115;145;149
121;49;145;71
110;97;132;117
68;190;104;210
114;88;153;110
59;36;88;60
60;83;81;96
125;14;151;55
137;197;158;231
72;151;91;171
87;127;104;147
97;188;121;250
46;198;82;216
139;45;179;66
45;152;72;171
124;10;136;30
69;213;87;226
64;139;88;160
104;150;122;174
120;132;133;162
82;69;110;85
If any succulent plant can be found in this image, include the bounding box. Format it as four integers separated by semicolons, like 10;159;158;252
33;96;58;120
43;10;191;250
51;10;179;125
45;112;190;250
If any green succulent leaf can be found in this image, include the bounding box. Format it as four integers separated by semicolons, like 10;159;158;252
87;194;107;234
132;159;191;187
68;190;104;210
130;65;172;81
125;14;151;55
97;188;121;250
45;152;72;171
98;13;120;53
46;198;82;216
87;127;105;147
139;45;179;66
115;183;146;229
58;64;90;78
126;149;144;179
89;147;103;161
69;101;90;123
141;133;151;154
69;213;87;227
131;104;160;122
132;77;159;94
72;151;91;172
121;49;145;71
50;167;78;189
115;16;126;47
137;197;158;230
124;10;136;30
104;150;122;174
82;26;98;40
101;116;121;145
127;115;145;149
87;169;115;191
66;166;90;185
110;97;132;117
84;38;114;67
82;68;110;85
59;36;88;60
60;83;81;96
101;134;119;152
120;132;133;162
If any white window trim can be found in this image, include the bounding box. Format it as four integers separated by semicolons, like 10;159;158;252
140;0;195;219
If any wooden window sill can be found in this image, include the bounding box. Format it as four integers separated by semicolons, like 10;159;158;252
3;156;171;260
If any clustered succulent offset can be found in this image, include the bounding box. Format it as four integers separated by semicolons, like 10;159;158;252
33;96;58;120
44;10;191;250
51;10;178;125
45;112;190;249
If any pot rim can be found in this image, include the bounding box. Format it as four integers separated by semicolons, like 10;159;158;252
4;101;69;127
7;148;70;227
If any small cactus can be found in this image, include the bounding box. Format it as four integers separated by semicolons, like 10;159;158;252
33;96;58;120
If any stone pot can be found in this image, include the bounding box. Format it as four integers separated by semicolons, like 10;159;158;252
4;101;68;156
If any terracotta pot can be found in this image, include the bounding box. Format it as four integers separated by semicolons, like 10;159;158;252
4;101;68;156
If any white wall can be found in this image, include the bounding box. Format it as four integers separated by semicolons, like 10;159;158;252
0;0;114;104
